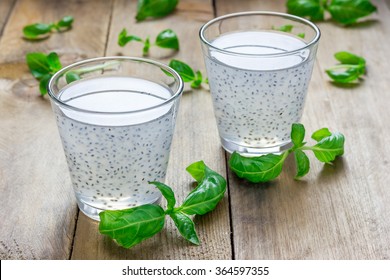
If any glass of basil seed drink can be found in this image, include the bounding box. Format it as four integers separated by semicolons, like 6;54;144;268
48;57;183;220
200;11;320;155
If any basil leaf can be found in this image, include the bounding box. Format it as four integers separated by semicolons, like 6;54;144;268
99;204;165;249
229;151;288;183
26;53;51;79
118;29;143;47
311;127;332;141
65;71;81;84
327;0;377;24
273;24;294;32
169;59;195;82
149;181;176;212
298;33;306;38
286;0;325;21
56;16;74;29
294;149;310;179
39;74;52;96
136;0;179;21
143;37;151;56
291;123;306;148
47;52;62;72
311;132;345;163
186;160;207;182
334;51;366;65
169;212;200;245
326;66;362;83
23;23;52;39
179;163;226;215
190;71;202;89
155;29;179;50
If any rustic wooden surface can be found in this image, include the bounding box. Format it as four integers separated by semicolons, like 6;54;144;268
0;0;389;260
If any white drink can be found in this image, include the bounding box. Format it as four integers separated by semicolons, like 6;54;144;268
53;76;177;220
204;31;315;154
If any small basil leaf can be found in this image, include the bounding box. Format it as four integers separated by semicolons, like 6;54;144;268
65;71;81;84
26;53;51;79
228;151;288;183
169;212;200;245
190;71;202;89
118;29;143;47
311;132;345;163
327;0;377;25
155;29;179;50
326;66;362;83
185;160;207;183
311;127;332;141
136;0;179;21
47;52;62;72
294;149;310;179
149;181;176;212
286;0;325;21
169;59;195;82
334;51;366;65
273;24;294;32
23;23;52;39
99;204;165;249
291;123;306;148
179;163;226;215
56;16;74;29
39;74;52;96
298;33;306;38
143;37;151;56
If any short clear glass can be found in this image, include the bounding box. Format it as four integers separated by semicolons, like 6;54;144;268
199;11;320;156
48;57;183;221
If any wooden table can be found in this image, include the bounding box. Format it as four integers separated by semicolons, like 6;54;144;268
1;0;390;260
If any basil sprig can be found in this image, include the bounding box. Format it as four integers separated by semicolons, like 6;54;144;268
99;161;226;249
136;0;179;21
23;16;74;40
118;28;179;56
286;0;377;25
229;123;345;183
272;24;305;38
326;51;366;84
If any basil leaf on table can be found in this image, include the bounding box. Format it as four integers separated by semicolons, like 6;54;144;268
149;181;176;212
136;0;179;21
309;132;345;163
169;212;200;245
23;16;74;40
155;29;179;50
327;0;377;25
294;149;310;179
286;0;325;21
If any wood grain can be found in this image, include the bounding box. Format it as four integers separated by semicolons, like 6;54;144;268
71;0;232;260
0;0;15;36
217;0;390;259
0;0;113;259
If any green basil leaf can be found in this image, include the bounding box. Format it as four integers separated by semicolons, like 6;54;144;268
65;71;81;84
56;16;74;29
229;151;288;183
273;24;294;32
311;127;332;141
334;51;366;65
149;181;176;212
326;66;362;83
185;160;207;182
169;59;195;82
311;132;345;163
99;204;165;249
26;53;51;79
136;0;179;21
294;149;310;179
327;0;377;25
286;0;325;21
117;29;143;47
23;23;52;39
179;162;226;215
298;33;306;38
47;52;62;72
190;71;202;89
143;37;151;56
155;29;179;50
169;212;200;245
39;74;52;96
291;123;306;148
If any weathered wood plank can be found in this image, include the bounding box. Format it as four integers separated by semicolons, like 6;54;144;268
216;0;390;259
0;0;113;259
0;0;15;36
71;0;232;260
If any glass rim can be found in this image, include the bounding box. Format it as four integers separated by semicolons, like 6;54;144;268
199;11;321;57
47;56;184;115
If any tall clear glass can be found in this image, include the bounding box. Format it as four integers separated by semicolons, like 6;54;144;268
48;57;183;220
200;11;320;155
